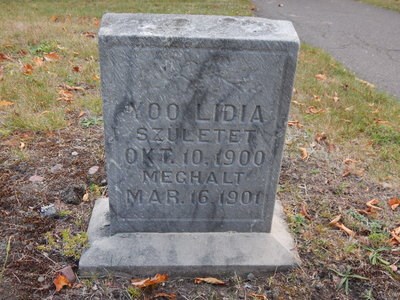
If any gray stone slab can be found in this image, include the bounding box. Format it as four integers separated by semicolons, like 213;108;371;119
79;198;300;276
99;13;299;234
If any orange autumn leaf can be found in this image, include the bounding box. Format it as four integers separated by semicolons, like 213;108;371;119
374;119;389;125
287;120;303;129
366;199;382;211
292;100;304;106
194;277;225;285
0;100;14;107
154;292;176;299
22;64;33;75
131;273;168;288
54;273;72;292
315;73;327;81
82;31;96;38
389;227;400;246
357;207;376;216
0;53;12;61
306;106;324;114
44;52;60;62
58;89;74;103
299;147;309;160
329;215;355;237
300;203;312;221
343;158;357;165
33;56;44;67
78;111;86;118
249;293;267;300
388;198;400;210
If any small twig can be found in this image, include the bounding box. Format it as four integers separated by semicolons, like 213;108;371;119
0;236;12;282
12;272;21;283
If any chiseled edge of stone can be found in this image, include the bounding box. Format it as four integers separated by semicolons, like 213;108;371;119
98;13;300;50
79;198;300;276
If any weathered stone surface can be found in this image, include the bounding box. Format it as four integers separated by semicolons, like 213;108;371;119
99;13;299;234
79;197;300;275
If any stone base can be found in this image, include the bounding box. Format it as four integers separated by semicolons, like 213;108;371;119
79;198;300;276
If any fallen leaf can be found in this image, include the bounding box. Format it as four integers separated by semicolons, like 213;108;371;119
54;274;72;292
72;66;80;72
292;100;304;106
82;193;89;202
299;147;309;160
61;84;85;92
306;106;324;114
93;18;100;27
0;100;14;107
315;132;327;144
0;66;4;81
33;56;44;67
131;274;168;288
343;158;357;165
82;31;96;38
342;166;364;177
329;215;342;225
389;228;400;246
366;199;382;211
0;53;12;61
249;293;267;300
357;208;376;216
374;119;390;125
78;111;86;118
388;198;400;210
44;52;60;62
58;89;74;103
390;264;398;272
287;120;303;129
300;203;312;221
315;73;327;81
194;277;225;285
312;94;321;102
22;64;33;75
329;215;355;237
88;166;99;175
332;92;339;102
29;175;44;183
153;293;176;299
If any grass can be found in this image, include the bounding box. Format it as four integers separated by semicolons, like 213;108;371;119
359;0;400;12
293;44;400;183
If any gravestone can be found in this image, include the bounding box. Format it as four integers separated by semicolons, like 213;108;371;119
80;13;300;275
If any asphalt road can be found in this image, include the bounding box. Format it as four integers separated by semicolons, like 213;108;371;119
253;0;400;99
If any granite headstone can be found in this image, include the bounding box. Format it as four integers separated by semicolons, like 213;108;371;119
80;13;300;275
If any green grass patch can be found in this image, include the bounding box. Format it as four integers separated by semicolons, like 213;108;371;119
293;44;400;182
359;0;400;12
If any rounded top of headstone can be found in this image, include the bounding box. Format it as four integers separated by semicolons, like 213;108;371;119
99;13;299;43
